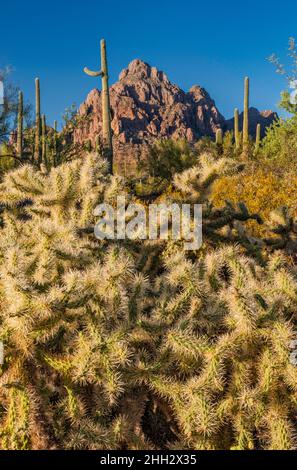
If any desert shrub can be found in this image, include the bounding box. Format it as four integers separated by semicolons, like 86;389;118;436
260;117;297;170
0;143;18;175
221;130;236;158
211;168;297;237
194;136;218;157
133;176;169;198
143;139;196;180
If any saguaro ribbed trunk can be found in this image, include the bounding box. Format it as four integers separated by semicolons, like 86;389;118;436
17;91;23;157
34;78;41;163
243;77;249;153
234;108;240;150
84;39;113;174
100;40;113;171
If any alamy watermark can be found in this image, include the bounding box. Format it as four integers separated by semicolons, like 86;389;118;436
94;196;202;250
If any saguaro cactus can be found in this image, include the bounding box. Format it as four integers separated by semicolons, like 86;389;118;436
17;91;23;157
53;120;58;166
41;114;47;165
84;39;113;174
255;123;261;153
34;78;41;163
243;77;249;153
216;128;223;146
234;107;240;150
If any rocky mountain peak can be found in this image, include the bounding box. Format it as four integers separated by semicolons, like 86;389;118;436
74;58;225;147
188;85;211;102
73;59;278;168
119;59;169;84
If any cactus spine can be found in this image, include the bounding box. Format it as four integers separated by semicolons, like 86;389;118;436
255;123;261;153
41;114;47;165
17;91;23;157
234;107;240;150
34;78;41;163
84;39;113;174
216;128;223;146
243;77;249;153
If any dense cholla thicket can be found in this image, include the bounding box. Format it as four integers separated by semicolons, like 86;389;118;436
0;153;296;450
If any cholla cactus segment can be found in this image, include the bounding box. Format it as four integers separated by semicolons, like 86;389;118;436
173;153;241;201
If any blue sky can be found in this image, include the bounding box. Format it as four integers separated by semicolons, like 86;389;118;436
1;0;296;127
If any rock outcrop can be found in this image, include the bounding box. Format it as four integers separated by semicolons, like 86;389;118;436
74;59;278;169
74;59;225;145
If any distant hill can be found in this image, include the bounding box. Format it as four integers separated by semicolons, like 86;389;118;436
225;107;278;139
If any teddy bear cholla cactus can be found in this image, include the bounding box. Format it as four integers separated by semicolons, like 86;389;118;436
171;153;262;247
0;154;152;449
145;246;297;450
0;154;297;450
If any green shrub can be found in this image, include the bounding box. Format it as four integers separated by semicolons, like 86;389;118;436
143;139;196;180
0;143;18;175
260;116;297;170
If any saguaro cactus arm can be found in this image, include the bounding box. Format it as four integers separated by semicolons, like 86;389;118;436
83;67;103;77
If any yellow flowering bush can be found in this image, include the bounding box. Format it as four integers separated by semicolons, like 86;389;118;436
211;169;297;237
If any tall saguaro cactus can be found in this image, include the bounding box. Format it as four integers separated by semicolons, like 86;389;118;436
216;128;223;146
17;91;23;157
255;123;261;154
41;114;47;166
34;78;41;163
53;120;58;167
243;76;249;153
84;39;113;174
234;107;240;150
